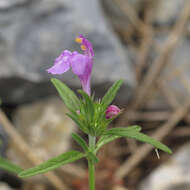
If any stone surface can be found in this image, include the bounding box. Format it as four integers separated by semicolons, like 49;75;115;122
102;0;188;27
162;37;190;104
0;125;8;178
0;0;135;104
152;0;187;25
0;183;14;190
101;0;144;27
0;124;8;156
138;143;190;190
7;97;76;167
112;186;128;190
153;35;190;107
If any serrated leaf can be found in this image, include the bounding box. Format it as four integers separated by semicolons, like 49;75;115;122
0;157;23;174
19;151;85;178
72;133;89;152
106;129;172;154
51;78;80;111
101;80;123;109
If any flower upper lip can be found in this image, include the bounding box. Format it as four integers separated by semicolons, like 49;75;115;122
76;34;94;57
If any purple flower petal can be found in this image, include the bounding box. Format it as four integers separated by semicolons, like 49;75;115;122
71;53;92;95
105;105;121;119
47;35;94;95
47;50;72;74
47;61;70;74
54;50;72;65
71;54;91;77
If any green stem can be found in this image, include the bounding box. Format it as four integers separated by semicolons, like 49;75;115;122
88;159;95;190
89;135;96;150
88;135;96;190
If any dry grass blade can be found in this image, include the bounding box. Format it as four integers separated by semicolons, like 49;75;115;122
136;0;154;82
118;1;190;125
127;111;170;122
113;0;151;35
115;97;190;179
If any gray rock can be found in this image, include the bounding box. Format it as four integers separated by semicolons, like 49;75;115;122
0;183;15;190
0;0;27;10
155;35;190;106
15;98;75;157
0;124;8;178
8;97;76;167
102;0;188;26
101;0;144;27
138;143;190;190
152;0;187;25
163;37;190;104
135;35;190;109
0;0;135;104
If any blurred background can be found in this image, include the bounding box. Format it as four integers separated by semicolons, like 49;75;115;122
0;0;190;189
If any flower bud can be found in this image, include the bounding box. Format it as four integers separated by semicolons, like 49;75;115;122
105;105;121;119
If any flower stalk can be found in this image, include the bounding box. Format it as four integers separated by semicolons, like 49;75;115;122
88;135;96;190
88;159;95;190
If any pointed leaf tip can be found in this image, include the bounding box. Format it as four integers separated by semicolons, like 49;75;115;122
0;157;23;174
72;133;89;152
19;151;85;178
51;78;80;111
101;80;123;108
103;127;172;154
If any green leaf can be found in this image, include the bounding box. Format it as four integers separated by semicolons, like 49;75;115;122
19;151;85;178
51;78;80;111
106;128;172;154
66;113;89;134
104;125;142;135
101;80;123;109
72;133;89;152
71;133;98;163
128;132;172;154
87;151;99;164
78;90;94;123
0;157;23;174
95;135;120;153
95;125;141;152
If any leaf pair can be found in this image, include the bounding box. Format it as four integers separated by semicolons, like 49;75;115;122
96;126;172;154
72;133;98;164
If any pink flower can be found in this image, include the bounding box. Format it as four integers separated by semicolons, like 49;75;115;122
47;35;94;96
105;105;121;119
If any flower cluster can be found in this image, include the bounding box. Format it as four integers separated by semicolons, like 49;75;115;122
47;35;121;120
